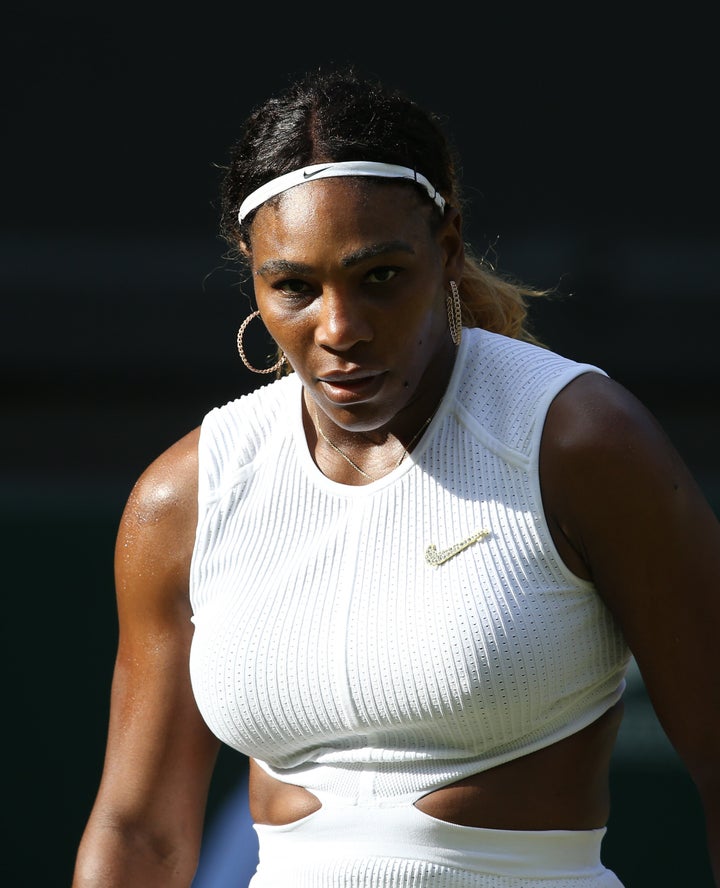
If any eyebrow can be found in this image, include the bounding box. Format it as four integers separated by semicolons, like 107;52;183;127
255;240;415;277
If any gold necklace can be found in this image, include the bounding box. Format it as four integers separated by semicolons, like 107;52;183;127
313;405;435;482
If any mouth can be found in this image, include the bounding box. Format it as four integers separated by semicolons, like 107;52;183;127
316;370;386;404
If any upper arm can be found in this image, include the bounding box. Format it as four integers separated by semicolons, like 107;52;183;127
541;373;720;785
78;427;221;878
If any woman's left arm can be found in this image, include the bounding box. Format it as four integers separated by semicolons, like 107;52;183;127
541;371;720;882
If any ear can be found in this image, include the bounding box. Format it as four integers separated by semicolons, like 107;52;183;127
437;206;465;284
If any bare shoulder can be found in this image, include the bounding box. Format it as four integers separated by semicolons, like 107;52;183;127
122;427;200;531
115;427;201;614
540;370;704;511
543;370;676;463
541;370;718;586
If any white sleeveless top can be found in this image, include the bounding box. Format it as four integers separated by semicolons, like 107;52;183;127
189;328;630;804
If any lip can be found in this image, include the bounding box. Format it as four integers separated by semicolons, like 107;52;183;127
317;369;386;404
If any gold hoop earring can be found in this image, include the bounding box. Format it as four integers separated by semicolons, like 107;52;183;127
236;310;287;375
447;280;462;346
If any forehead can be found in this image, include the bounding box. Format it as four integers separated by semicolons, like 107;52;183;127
248;178;433;259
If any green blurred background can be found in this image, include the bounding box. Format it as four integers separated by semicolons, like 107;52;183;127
3;6;718;886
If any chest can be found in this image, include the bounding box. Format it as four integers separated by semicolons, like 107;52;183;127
189;453;594;755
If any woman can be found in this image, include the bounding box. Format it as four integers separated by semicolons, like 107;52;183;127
72;67;720;887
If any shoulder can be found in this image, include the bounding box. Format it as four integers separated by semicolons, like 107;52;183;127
201;375;298;452
541;371;683;509
116;427;200;598
458;329;607;456
543;371;674;469
464;328;607;397
125;427;200;527
541;371;716;589
466;327;583;366
197;376;299;495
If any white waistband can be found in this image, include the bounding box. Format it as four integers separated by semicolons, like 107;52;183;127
253;802;612;880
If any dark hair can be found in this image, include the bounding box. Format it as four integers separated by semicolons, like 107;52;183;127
219;66;549;346
219;66;458;250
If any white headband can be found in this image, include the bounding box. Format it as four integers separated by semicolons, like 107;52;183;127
237;161;446;224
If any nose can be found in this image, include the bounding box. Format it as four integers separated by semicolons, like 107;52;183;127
315;289;373;351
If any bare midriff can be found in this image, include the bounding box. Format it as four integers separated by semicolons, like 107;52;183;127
248;701;624;830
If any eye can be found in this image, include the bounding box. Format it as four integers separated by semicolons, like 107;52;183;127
366;266;399;284
275;278;312;297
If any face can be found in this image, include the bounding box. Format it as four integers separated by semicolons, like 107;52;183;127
247;178;463;432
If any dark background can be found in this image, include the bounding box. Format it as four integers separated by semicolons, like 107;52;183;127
3;6;718;886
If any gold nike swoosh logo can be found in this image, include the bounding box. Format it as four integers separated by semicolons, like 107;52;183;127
425;529;490;566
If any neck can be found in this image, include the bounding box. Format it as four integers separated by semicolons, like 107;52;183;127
312;402;437;483
307;337;458;484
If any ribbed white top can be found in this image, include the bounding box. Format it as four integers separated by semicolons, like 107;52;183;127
189;328;630;803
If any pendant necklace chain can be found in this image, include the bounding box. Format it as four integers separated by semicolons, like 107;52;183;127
313;404;435;482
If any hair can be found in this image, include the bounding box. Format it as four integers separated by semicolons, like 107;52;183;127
219;66;550;352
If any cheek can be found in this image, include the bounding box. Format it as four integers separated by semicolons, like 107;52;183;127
392;306;446;382
258;304;317;371
405;296;447;348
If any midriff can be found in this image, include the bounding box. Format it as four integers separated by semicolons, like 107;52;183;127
248;701;624;830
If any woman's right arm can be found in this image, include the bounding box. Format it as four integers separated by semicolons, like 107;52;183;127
72;428;222;887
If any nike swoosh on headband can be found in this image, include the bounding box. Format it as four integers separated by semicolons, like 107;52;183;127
302;166;332;178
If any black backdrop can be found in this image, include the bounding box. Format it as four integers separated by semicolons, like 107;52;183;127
3;7;718;886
